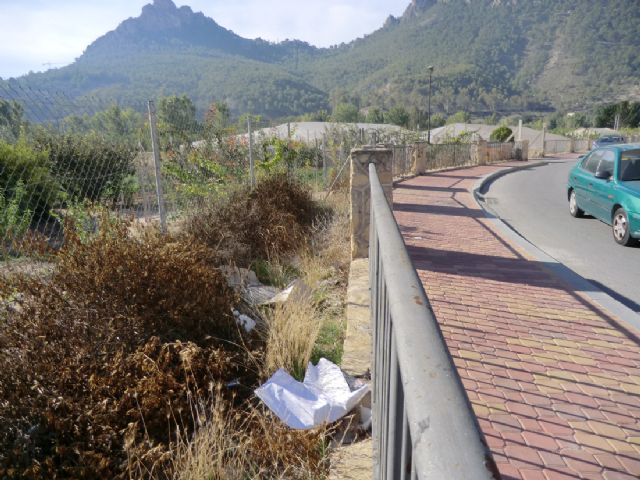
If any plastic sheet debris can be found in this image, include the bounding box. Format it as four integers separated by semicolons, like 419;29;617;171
233;309;257;333
262;281;296;305
255;358;370;430
221;266;285;306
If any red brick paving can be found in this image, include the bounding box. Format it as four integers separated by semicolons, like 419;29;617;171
393;162;640;480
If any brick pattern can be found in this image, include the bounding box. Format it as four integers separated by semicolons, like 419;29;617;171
393;164;640;480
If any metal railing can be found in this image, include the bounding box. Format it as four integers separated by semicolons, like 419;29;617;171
391;141;527;179
391;144;414;178
368;162;499;480
543;139;591;154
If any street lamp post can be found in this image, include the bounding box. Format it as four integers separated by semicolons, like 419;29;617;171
427;65;434;144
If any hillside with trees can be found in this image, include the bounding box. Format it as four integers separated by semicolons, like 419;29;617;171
2;0;639;121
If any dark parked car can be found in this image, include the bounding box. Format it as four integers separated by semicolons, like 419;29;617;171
592;134;626;149
568;144;640;246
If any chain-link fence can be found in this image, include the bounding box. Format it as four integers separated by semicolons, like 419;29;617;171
0;86;149;259
0;86;383;262
543;138;590;154
391;140;528;178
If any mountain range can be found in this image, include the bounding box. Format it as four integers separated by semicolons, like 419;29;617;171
3;0;640;120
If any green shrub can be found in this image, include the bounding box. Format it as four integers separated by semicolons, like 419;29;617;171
490;125;514;142
0;140;59;218
0;181;33;253
32;131;136;204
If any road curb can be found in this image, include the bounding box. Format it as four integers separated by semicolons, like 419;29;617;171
473;162;640;334
472;160;548;202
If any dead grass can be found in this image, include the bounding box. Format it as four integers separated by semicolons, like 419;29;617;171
0;176;351;479
172;392;330;480
263;190;350;381
264;284;322;380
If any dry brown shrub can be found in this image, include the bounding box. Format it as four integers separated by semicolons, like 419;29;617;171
0;219;255;479
184;174;325;266
55;219;238;342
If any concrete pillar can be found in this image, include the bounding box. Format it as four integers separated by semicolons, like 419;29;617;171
476;139;489;166
517;119;523;142
521;140;529;161
411;142;428;175
350;147;393;259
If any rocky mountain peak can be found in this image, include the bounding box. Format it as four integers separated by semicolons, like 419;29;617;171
152;0;177;10
402;0;437;18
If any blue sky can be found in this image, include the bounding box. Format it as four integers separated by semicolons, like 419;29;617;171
0;0;408;79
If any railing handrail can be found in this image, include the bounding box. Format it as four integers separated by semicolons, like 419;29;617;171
369;162;498;479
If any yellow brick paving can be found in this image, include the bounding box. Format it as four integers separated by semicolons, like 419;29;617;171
394;163;640;480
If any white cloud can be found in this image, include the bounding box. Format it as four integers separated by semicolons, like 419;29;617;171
0;0;407;78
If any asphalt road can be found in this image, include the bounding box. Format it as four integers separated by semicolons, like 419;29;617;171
484;155;640;312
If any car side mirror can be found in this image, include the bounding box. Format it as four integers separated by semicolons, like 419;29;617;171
595;170;612;180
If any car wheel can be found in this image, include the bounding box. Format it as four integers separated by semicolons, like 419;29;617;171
612;208;635;246
569;190;584;218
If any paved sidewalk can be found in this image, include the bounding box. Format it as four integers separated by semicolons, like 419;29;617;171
393;163;640;480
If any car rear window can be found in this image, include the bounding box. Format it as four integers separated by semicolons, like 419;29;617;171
620;150;640;181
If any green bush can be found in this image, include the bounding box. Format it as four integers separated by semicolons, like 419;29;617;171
0;181;33;253
0;140;59;218
32;131;136;204
490;125;513;142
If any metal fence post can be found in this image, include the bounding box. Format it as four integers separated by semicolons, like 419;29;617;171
322;136;328;187
147;100;167;234
248;116;255;187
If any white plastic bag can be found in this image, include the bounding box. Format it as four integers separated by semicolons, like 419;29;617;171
255;358;369;430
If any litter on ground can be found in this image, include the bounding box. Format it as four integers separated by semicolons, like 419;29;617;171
255;358;370;430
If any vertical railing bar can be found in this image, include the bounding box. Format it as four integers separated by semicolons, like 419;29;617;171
400;402;411;480
370;192;381;480
376;241;383;477
380;278;390;478
378;234;387;478
387;332;403;480
383;319;394;479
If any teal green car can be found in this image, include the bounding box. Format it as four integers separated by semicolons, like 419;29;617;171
568;144;640;246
